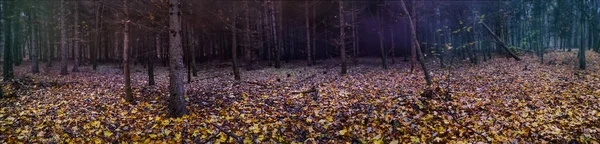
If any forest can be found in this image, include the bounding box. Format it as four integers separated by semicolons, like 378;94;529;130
0;0;599;143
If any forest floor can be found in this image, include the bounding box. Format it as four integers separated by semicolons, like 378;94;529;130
1;51;599;143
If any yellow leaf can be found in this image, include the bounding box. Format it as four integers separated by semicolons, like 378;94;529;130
174;133;181;141
373;139;383;144
103;131;113;137
161;119;171;126
91;121;101;128
338;129;347;136
390;139;399;144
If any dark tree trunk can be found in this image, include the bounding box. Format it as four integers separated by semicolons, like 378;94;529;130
376;8;387;69
72;1;80;72
3;0;14;80
305;0;312;66
231;6;241;81
59;0;68;75
93;1;102;71
30;4;39;73
339;0;347;75
168;0;189;117
123;0;133;103
579;8;586;70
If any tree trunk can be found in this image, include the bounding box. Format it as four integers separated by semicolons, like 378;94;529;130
59;0;68;75
339;0;347;75
231;7;241;81
305;0;312;66
409;2;417;73
312;3;317;65
148;33;158;86
168;0;189;117
401;0;432;86
272;1;281;68
3;0;13;80
243;0;253;70
376;7;387;69
123;0;133;103
579;8;586;70
93;1;102;70
351;3;357;64
390;27;395;64
30;4;39;73
72;1;79;72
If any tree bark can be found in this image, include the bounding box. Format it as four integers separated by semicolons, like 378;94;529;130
72;1;80;72
272;1;281;68
339;0;347;75
376;8;387;69
30;4;39;73
93;1;102;71
305;0;312;66
231;6;241;81
123;0;133;102
3;0;14;80
390;27;395;64
401;0;432;86
312;3;317;65
168;0;189;117
579;6;586;70
59;0;68;75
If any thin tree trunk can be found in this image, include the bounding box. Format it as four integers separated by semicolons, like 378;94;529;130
579;7;586;70
31;4;39;73
231;6;241;81
376;8;387;69
401;0;432;86
168;0;189;117
312;3;317;65
410;2;417;73
59;0;68;75
123;0;133;102
305;0;312;66
390;27;395;64
339;0;347;75
148;33;158;86
93;1;102;70
272;1;281;68
72;2;79;72
351;3;357;64
243;0;251;70
3;0;13;80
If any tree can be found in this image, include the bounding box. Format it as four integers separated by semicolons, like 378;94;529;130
123;0;134;102
339;0;347;75
3;0;14;80
376;3;387;69
72;1;80;72
231;4;241;80
30;2;40;73
305;0;312;66
59;0;68;75
401;0;432;85
92;1;102;71
578;0;586;70
168;0;188;117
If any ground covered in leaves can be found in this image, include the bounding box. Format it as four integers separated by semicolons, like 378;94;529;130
1;51;599;143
